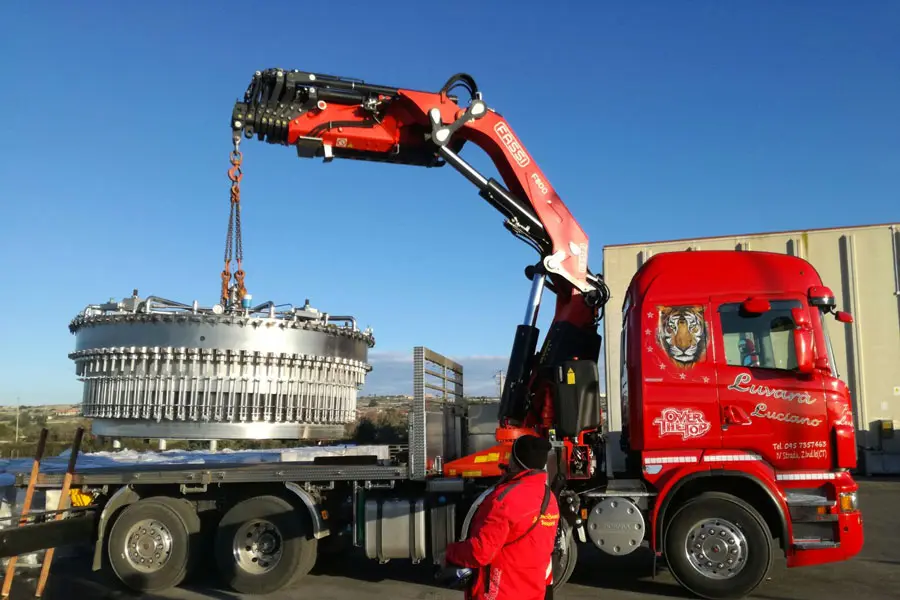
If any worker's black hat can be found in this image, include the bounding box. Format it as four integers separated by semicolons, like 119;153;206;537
511;434;552;470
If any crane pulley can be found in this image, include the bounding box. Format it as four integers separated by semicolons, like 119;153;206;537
221;135;247;307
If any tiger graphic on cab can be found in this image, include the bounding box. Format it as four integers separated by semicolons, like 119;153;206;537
656;305;708;367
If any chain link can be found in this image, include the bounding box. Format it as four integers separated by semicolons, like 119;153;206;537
221;136;247;306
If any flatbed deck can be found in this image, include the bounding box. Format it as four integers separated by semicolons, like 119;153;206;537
15;460;410;488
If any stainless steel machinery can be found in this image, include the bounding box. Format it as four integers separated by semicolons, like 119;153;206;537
68;290;375;440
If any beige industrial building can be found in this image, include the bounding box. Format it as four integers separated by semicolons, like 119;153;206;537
601;222;900;476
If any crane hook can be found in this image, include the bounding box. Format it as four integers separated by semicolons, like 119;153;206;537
221;135;247;308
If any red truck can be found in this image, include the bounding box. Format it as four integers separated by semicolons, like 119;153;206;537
442;249;864;598
1;68;863;600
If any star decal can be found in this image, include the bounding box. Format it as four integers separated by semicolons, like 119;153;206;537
647;312;655;319
657;362;667;370
678;373;686;380
645;328;652;335
646;345;654;353
702;376;710;383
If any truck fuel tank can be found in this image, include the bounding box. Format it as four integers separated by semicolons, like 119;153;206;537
364;497;427;563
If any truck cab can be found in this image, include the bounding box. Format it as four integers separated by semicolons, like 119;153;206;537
620;250;857;468
614;250;863;597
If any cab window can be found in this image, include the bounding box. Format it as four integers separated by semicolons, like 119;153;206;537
718;300;802;371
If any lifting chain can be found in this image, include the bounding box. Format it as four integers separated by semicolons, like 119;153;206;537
221;135;247;307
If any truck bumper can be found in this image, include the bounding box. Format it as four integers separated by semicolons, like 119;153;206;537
787;510;864;568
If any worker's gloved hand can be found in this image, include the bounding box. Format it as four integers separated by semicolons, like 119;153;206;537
434;558;474;590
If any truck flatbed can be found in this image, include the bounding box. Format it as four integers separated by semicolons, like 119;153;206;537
15;459;410;488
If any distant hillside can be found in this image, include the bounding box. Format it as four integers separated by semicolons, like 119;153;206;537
360;350;607;397
360;351;508;397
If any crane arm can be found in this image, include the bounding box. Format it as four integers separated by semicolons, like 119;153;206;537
230;68;609;435
232;69;604;299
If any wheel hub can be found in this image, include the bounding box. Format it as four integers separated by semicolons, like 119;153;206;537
684;518;747;580
233;519;283;574
124;518;173;572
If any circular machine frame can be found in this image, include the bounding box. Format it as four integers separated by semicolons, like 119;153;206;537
69;292;375;440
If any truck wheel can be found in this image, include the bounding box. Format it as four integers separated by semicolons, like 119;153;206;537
214;494;317;594
552;523;578;589
106;498;193;592
141;496;203;576
664;492;774;600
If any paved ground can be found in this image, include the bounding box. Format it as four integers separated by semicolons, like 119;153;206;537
5;478;898;600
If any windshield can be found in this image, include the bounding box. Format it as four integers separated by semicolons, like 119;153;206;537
819;307;839;377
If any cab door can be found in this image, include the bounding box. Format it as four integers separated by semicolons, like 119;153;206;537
712;297;830;471
640;299;722;452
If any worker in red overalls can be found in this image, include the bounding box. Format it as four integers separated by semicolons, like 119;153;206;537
442;434;560;600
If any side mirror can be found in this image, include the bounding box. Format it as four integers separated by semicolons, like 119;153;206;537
791;307;814;374
835;311;853;324
741;297;771;314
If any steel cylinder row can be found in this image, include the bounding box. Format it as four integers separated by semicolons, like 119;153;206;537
68;296;375;439
71;346;369;425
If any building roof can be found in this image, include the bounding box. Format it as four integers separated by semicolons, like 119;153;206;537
603;221;898;250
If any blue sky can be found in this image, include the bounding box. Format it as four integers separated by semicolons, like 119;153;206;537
1;1;897;404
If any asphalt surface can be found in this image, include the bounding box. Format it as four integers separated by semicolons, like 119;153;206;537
5;478;898;600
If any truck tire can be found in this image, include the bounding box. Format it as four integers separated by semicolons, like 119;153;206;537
142;496;203;576
551;523;578;589
106;498;194;592
214;494;317;595
664;492;774;600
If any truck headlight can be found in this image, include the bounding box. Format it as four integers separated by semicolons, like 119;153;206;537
839;492;858;512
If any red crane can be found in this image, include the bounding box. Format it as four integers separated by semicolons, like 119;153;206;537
229;69;610;457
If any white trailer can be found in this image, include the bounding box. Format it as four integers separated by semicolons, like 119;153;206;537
601;222;900;475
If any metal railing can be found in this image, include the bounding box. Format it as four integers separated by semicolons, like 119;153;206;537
410;347;465;480
414;347;464;404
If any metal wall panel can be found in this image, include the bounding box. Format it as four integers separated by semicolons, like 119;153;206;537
601;223;900;475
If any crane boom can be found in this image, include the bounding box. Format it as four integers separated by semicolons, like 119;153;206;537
231;68;609;437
